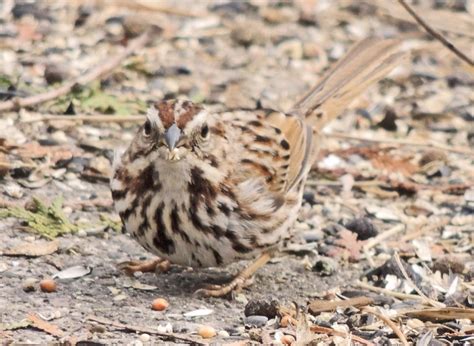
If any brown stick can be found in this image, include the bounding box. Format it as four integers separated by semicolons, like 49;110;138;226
327;132;473;156
22;114;145;123
362;307;409;346
85;315;205;345
310;325;375;346
0;29;157;113
309;296;374;314
397;0;473;66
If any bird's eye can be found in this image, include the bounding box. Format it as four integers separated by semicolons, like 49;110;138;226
143;121;152;137
200;124;209;139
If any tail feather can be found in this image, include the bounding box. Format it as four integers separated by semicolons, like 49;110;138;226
290;38;407;130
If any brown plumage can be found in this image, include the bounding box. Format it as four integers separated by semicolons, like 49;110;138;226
111;38;406;296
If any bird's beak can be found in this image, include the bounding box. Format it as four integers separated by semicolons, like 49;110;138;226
164;123;181;151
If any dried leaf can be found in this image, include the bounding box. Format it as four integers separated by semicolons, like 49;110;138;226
183;308;214;318
1;240;59;257
402;307;474;321
328;230;365;261
27;313;64;337
308;297;373;315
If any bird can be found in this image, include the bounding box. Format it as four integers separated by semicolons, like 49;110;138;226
110;37;406;297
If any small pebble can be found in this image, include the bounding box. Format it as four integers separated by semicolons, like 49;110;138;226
244;315;268;327
345;217;378;240
139;334;150;342
218;330;230;338
313;257;337;276
279;315;294;328
281;334;295;345
244;297;279;318
198;325;216;339
39;279;57;293
22;278;37;292
44;63;68;84
151;298;169;311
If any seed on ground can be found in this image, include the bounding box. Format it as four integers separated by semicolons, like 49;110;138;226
198;325;216;339
151;298;169;311
39;279;57;293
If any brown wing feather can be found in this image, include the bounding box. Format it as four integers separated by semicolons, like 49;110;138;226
290;37;407;130
232;38;406;196
264;112;314;192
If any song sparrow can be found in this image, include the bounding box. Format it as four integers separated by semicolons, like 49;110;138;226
111;38;405;297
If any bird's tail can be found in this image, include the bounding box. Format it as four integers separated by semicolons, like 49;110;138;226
290;37;407;131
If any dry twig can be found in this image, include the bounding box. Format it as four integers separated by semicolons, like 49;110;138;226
22;114;145;123
397;0;473;66
309;296;374;314
86;315;204;345
356;280;429;302
0;30;157;113
327;132;473;156
364;224;406;251
310;325;375;346
393;252;445;308
362;307;408;346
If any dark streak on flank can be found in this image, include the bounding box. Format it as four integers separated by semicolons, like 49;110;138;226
210;224;226;239
248;120;263;127
218;202;231;216
226;230;253;253
188;166;217;205
137;194;152;236
241;158;272;179
280;139;290;150
153;202;175;254
111;189;127;200
212;248;223;265
205;153;219;168
120;197;139;222
170;204;191;243
255;135;272;143
129;165;160;196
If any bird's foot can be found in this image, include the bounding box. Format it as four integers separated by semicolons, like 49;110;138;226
194;252;271;298
117;258;170;276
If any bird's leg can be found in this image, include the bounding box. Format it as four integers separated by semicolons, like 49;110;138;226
195;252;272;298
117;257;170;276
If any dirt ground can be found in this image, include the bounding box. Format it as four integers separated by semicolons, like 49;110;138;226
0;1;473;345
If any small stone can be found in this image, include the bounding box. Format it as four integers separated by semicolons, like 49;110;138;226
260;6;298;23
139;334;151;342
312;257;338;276
44;64;69;84
244;297;279;318
303;42;324;59
345;217;378;240
77;229;87;237
281;334;295;345
277;39;303;59
22;278;37;292
244;315;268;328
302;229;324;243
230;20;266;47
218;330;230;338
303;192;316;205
